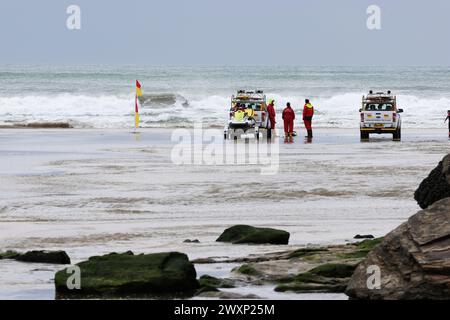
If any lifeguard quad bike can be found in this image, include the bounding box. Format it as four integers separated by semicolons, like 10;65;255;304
224;90;269;140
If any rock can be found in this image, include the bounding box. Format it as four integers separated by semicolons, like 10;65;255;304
274;263;356;293
16;250;71;264
190;257;216;264
309;263;357;278
352;238;384;251
24;122;72;129
196;275;236;295
0;250;70;264
346;198;450;300
195;285;220;294
354;234;374;239
228;242;375;283
189;240;383;295
287;247;329;259
197;291;261;299
0;250;20;260
183;239;200;243
414;154;450;209
233;264;262;277
216;225;290;245
198;275;235;289
275;281;348;293
55;251;199;298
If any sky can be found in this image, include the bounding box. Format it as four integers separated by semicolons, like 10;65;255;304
1;0;450;65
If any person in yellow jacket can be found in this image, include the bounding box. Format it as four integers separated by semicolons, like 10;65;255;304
234;109;245;121
303;99;315;139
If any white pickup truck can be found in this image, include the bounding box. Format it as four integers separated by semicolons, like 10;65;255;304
360;91;404;141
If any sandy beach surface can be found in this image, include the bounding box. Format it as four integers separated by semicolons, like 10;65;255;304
0;127;448;299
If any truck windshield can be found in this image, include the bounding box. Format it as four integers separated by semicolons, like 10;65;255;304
231;103;262;111
364;103;394;111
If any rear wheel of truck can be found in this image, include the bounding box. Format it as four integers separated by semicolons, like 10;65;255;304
393;128;401;141
360;131;369;141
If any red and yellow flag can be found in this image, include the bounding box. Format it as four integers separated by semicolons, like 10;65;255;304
136;80;143;97
135;80;142;128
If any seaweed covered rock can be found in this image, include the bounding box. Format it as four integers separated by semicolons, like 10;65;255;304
275;263;357;293
216;225;290;245
55;251;198;298
414;154;450;209
196;275;236;295
199;275;235;289
0;251;20;260
0;250;70;264
346;198;450;300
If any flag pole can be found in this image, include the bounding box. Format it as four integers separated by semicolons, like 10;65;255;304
134;93;138;133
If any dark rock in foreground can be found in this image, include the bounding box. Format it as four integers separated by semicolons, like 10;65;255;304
346;198;450;300
216;225;290;245
55;251;199;298
0;250;70;265
414;154;450;209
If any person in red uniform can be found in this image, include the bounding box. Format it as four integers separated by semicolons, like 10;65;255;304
282;102;295;139
303;99;314;139
267;99;276;139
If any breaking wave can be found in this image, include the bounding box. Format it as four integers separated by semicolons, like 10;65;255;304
0;92;449;129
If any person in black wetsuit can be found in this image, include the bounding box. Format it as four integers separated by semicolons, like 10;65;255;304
446;110;450;138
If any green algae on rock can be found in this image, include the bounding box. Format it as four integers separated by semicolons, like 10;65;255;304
55;251;198;298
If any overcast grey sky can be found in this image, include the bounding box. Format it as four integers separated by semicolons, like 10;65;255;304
1;0;449;65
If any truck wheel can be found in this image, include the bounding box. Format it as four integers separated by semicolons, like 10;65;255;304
393;128;401;141
224;133;227;140
360;131;369;141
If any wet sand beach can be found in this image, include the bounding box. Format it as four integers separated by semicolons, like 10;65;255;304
0;128;448;299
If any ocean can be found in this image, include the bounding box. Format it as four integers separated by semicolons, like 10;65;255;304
0;65;449;129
